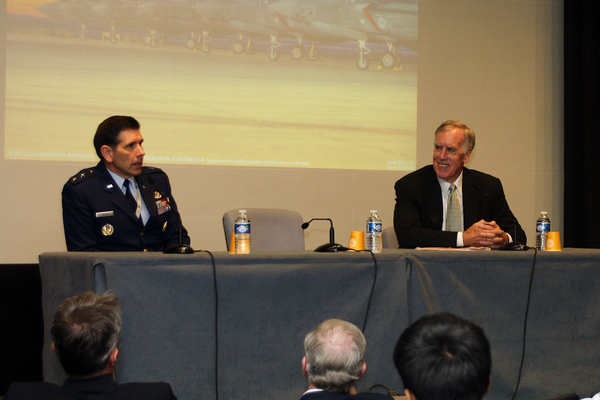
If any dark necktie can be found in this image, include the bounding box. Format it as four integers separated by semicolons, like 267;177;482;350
123;179;141;222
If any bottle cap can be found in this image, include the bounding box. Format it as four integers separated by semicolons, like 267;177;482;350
239;210;247;213
370;210;377;213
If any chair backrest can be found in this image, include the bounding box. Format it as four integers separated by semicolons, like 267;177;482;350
223;208;305;251
382;226;399;249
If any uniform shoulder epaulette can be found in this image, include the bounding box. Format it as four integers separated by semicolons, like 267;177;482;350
67;168;98;185
140;166;165;175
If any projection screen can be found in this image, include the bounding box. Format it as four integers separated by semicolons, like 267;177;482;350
4;0;418;171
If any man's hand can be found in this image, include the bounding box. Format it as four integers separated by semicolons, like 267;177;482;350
463;220;509;249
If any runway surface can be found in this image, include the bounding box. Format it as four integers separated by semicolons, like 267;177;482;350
5;33;417;171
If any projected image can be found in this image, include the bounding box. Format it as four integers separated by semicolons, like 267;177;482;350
4;0;418;171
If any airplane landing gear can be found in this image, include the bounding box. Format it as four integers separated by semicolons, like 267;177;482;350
356;40;372;70
268;35;281;61
307;42;320;61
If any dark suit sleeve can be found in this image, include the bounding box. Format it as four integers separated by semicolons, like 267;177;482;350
393;176;458;248
478;176;527;245
62;180;101;252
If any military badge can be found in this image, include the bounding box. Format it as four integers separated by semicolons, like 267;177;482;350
101;224;114;236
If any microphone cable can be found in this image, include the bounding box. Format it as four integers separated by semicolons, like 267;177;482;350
346;249;379;333
510;247;538;400
197;249;219;400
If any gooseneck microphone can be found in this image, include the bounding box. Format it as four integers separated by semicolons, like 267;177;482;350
301;218;347;252
147;175;195;254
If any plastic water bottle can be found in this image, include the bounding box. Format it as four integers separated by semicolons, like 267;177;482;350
235;210;251;254
366;210;382;253
535;211;550;250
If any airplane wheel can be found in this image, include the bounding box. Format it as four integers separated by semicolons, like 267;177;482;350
201;43;210;53
357;58;369;70
307;49;320;61
232;41;244;54
381;51;396;69
145;35;153;46
150;38;158;48
245;42;255;55
185;38;195;50
269;48;280;61
291;45;304;61
110;36;118;44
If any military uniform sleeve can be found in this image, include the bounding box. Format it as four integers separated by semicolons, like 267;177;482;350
62;178;101;251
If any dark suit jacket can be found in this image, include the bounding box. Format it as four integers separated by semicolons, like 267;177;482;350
4;374;177;400
393;165;526;248
62;162;190;251
300;390;391;400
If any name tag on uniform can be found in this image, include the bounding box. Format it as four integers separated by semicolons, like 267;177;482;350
95;211;115;218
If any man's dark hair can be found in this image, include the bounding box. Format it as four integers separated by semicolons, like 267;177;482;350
393;312;491;400
50;292;122;378
93;116;140;160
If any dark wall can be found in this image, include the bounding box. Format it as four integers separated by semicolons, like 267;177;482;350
564;0;600;247
0;264;44;395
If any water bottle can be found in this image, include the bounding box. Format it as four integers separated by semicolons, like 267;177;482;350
366;210;382;253
535;211;550;250
234;210;251;254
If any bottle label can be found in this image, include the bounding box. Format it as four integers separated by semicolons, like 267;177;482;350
235;223;251;234
536;222;550;233
367;222;382;233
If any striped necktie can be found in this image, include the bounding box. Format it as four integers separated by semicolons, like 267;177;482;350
446;184;462;231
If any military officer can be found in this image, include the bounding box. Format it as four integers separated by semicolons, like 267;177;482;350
62;116;191;251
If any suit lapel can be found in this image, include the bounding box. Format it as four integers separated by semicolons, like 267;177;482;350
462;168;479;227
425;167;444;230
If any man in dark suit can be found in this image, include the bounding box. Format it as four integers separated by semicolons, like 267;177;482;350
393;120;525;249
62;116;191;251
299;319;389;400
393;312;492;400
4;292;177;400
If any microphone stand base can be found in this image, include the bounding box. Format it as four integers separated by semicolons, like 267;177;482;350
164;244;195;254
314;243;347;252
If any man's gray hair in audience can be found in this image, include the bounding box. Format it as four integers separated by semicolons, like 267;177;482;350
304;319;366;393
50;291;122;378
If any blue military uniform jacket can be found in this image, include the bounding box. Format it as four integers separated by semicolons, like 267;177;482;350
62;161;190;251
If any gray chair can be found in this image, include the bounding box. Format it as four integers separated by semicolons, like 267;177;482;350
223;208;305;251
382;226;399;249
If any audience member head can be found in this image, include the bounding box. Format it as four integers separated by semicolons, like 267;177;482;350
51;291;122;379
303;319;367;394
393;312;491;400
93;115;140;160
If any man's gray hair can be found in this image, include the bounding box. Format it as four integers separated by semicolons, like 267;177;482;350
304;319;366;393
435;120;476;153
51;291;122;378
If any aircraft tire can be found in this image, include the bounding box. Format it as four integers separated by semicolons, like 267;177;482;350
201;43;211;53
357;58;369;70
269;48;280;61
185;38;195;50
245;42;256;55
291;45;304;61
381;51;396;69
232;41;244;55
